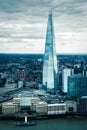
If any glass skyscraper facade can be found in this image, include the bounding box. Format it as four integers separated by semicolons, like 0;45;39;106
43;11;58;91
67;75;87;98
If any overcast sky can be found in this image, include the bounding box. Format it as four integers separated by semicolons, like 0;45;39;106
0;0;87;54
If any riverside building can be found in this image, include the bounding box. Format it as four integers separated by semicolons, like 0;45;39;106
67;75;87;98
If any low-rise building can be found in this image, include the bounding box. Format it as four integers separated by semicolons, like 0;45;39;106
31;97;41;104
20;96;40;112
47;103;66;115
77;97;87;113
2;101;20;114
13;97;20;104
30;97;41;111
20;97;31;107
65;101;77;113
36;101;47;115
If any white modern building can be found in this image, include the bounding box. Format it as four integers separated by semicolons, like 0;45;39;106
62;68;73;93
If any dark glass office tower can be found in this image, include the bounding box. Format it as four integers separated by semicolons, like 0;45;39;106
43;11;58;91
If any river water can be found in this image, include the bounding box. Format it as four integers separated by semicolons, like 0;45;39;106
0;117;87;130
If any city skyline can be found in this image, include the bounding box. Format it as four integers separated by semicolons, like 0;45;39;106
0;0;87;54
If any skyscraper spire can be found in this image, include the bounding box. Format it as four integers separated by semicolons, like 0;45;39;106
43;11;58;91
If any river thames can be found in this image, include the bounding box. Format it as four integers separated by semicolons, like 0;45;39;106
0;117;87;130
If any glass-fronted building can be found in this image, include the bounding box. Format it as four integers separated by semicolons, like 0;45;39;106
67;75;87;98
43;11;58;91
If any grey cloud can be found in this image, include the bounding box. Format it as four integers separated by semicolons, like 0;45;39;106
0;0;87;17
0;0;48;14
50;0;87;16
0;0;87;53
0;0;21;13
0;32;11;38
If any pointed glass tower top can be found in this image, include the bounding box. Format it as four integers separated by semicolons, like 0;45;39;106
43;11;58;91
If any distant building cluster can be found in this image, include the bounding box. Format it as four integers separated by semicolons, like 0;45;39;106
0;55;42;90
62;68;87;99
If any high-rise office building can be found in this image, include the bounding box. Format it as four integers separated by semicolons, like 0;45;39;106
62;68;74;93
43;11;58;91
67;75;87;98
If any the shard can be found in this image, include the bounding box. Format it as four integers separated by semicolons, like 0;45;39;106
43;11;58;91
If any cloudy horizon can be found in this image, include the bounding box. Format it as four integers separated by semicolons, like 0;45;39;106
0;0;87;54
